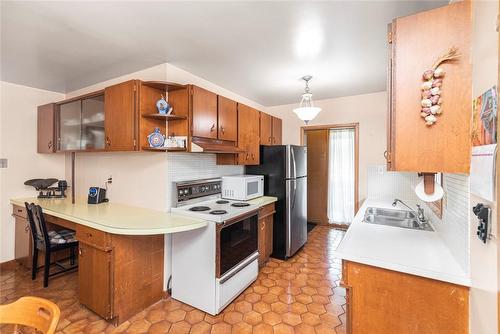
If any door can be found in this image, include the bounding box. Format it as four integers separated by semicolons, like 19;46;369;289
271;117;282;145
37;103;56;153
286;176;307;257
258;215;273;265
78;242;113;319
305;129;329;224
260;113;272;145
14;216;30;267
217;212;258;278
104;80;137;151
81;94;105;150
191;86;218;139
286;145;307;179
237;104;260;165
217;96;237;142
58;100;81;151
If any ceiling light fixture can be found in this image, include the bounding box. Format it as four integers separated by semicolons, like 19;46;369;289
293;75;321;124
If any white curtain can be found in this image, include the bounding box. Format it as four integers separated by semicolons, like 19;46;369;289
327;128;355;224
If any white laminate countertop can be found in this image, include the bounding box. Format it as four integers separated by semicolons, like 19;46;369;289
11;197;207;236
335;199;470;287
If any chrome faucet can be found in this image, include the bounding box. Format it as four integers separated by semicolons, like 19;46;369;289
392;199;427;223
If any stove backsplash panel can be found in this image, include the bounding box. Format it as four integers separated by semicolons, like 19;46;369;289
166;153;243;210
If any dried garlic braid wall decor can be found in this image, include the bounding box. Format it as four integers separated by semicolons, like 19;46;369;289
420;47;461;126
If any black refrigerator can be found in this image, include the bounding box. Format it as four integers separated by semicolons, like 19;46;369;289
246;145;307;259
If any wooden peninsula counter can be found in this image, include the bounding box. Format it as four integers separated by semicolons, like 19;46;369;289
10;197;206;325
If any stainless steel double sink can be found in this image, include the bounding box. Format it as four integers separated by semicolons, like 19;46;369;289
363;207;434;231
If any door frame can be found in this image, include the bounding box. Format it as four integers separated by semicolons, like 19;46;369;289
300;123;360;219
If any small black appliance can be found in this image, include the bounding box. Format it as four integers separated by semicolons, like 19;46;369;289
87;187;108;204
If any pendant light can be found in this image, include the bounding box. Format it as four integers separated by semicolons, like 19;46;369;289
293;75;321;124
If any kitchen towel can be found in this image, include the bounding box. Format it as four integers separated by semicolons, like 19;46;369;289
470;144;497;201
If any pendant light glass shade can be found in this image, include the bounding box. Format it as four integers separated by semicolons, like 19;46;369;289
293;76;321;124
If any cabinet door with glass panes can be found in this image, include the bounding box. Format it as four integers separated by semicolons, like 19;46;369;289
57;94;105;151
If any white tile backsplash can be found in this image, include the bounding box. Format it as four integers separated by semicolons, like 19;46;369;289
426;174;470;274
367;165;470;274
165;153;243;209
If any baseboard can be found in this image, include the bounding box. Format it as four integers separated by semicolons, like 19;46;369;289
0;259;18;271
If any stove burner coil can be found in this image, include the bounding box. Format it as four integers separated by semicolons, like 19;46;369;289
216;200;229;204
210;210;228;215
231;202;250;207
189;206;211;212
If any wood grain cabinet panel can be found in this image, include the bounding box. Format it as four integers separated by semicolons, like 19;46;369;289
78;242;113;319
14;216;30;268
271;117;282;145
388;1;471;173
342;260;469;334
258;203;275;266
37;103;56;153
237;104;260;165
104;80;138;151
260;112;272;145
217;96;238;142
191;86;218;139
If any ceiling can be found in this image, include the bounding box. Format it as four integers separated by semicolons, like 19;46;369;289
1;1;447;106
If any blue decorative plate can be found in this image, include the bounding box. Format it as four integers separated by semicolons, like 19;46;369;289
156;97;171;115
147;128;165;148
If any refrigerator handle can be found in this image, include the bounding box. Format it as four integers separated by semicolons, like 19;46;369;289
292;179;297;211
291;147;297;179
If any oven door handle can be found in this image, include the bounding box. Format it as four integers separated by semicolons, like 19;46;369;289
221;209;259;228
219;252;259;284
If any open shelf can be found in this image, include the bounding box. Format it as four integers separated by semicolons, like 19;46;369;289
142;113;187;121
142;81;187;92
141;146;187;152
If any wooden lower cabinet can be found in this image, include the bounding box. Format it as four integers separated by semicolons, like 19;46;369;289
13;215;30;268
258;203;275;266
78;242;113;319
341;260;469;334
75;225;164;325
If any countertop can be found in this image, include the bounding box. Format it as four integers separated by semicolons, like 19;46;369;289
11;197;207;236
247;196;278;207
335;199;470;286
11;196;278;236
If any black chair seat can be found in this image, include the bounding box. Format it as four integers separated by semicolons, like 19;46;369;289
25;203;78;287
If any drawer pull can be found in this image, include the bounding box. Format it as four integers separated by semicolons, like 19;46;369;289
86;232;93;238
17;209;22;213
24;225;30;232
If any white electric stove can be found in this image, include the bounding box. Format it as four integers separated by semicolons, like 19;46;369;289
170;178;260;315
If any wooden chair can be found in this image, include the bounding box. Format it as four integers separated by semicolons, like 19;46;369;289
0;296;60;334
25;203;78;288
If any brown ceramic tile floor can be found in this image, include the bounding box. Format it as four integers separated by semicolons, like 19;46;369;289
0;226;346;334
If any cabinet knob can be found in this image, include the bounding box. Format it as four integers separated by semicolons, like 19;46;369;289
210;124;215;132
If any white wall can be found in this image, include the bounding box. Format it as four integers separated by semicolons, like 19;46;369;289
267;91;387;203
469;1;499;333
0;82;66;262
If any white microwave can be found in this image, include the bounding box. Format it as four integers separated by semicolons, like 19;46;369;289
222;175;264;201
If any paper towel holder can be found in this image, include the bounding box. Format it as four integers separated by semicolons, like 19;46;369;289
416;172;444;202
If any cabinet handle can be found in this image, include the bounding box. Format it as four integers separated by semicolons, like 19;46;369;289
25;225;30;232
17;209;22;213
268;137;272;144
106;137;111;146
79;247;83;256
47;140;53;149
210;124;215;132
260;222;265;230
251;153;255;160
220;127;225;134
245;153;249;160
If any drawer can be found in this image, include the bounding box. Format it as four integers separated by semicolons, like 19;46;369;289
76;225;110;250
259;203;275;218
12;205;27;219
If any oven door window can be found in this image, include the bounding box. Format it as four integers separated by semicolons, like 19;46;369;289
219;214;258;277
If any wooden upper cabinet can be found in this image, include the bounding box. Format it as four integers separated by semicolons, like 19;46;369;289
260;112;272;145
191;85;218;139
104;80;137;151
237;104;260;165
271;117;282;145
389;1;471;173
37;103;56;153
217;96;238;142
